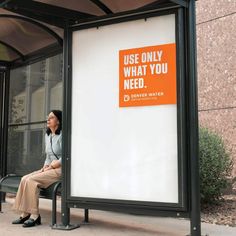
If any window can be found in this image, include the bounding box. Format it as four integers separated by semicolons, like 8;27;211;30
7;54;63;175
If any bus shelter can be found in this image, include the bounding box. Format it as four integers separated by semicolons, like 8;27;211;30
0;1;200;235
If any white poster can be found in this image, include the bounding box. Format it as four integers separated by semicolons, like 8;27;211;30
71;14;178;203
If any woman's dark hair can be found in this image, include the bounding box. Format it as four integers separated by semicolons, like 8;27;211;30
46;110;62;135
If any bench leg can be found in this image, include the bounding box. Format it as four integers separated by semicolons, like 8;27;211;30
52;194;57;226
52;182;61;226
0;192;2;212
84;209;89;223
0;192;5;212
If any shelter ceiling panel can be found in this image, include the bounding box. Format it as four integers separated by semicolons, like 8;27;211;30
101;0;158;13
0;18;58;55
35;0;106;16
0;8;63;37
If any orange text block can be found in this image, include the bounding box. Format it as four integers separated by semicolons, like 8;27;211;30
119;43;177;107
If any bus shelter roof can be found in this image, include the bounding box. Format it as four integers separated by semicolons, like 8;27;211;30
0;0;189;64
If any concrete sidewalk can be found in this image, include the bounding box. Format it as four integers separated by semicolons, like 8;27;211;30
0;197;236;236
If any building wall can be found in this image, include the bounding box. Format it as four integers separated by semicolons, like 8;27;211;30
196;0;236;176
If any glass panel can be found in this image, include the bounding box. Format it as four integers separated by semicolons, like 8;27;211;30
30;61;46;122
50;81;63;110
7;126;24;175
9;67;27;124
7;124;46;176
47;54;63;110
31;86;45;122
7;53;63;175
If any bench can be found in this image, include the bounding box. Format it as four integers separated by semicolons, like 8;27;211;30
0;174;89;226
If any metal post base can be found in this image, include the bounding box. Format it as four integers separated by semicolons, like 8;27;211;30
81;221;91;225
186;234;209;236
51;224;80;230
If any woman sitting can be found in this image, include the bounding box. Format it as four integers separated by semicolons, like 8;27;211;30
12;110;62;227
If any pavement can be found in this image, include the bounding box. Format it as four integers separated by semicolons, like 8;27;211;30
0;196;236;236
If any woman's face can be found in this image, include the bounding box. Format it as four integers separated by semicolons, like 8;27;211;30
47;112;59;130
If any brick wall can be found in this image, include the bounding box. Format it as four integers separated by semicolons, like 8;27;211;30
196;0;236;176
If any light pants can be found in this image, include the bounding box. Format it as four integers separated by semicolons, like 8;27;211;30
12;168;61;215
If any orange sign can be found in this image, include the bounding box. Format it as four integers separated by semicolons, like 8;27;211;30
119;43;176;107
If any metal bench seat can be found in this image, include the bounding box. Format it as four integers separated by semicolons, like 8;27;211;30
0;174;89;226
0;174;62;226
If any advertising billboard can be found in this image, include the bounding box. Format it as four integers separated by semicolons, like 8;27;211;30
70;13;184;206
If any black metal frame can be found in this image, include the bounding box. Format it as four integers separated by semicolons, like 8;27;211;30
0;67;9;180
66;8;188;213
89;0;113;14
62;1;200;235
0;70;4;179
187;1;201;235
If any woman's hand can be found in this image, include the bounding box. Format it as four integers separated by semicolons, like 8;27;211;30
41;165;49;172
42;160;61;172
50;160;58;166
43;165;53;171
50;160;61;169
41;160;61;172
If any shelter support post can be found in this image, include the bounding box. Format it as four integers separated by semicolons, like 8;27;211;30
84;209;89;223
188;1;201;236
0;66;9;212
0;67;9;180
51;22;79;230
